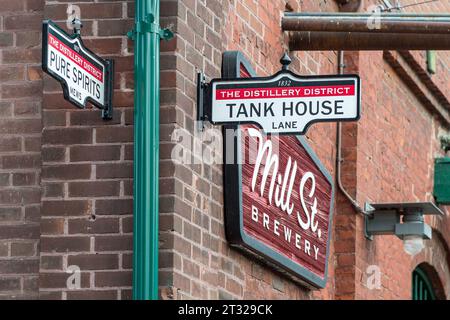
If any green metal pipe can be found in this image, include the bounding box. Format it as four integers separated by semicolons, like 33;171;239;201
133;0;160;300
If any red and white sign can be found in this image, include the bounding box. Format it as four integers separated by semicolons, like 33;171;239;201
225;124;334;288
210;72;360;135
42;20;112;111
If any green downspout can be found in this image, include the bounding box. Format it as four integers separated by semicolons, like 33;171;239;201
131;0;173;300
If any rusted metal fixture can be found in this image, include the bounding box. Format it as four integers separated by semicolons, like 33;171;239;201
284;13;450;51
289;31;450;51
282;13;450;34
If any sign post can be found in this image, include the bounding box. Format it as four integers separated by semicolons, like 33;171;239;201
42;20;114;119
201;54;360;135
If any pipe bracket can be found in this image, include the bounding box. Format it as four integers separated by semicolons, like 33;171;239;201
128;14;174;40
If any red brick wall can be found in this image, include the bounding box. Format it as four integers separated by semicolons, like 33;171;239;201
0;0;448;300
159;0;450;300
159;0;342;300
0;0;43;299
39;0;134;299
348;0;450;300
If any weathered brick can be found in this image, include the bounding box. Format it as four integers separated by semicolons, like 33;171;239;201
96;199;132;216
10;242;35;257
43;110;66;127
95;235;133;252
0;137;21;152
14;101;41;117
68;217;120;234
12;172;37;186
0;66;25;81
0;278;21;292
40;218;64;235
95;271;132;287
96;126;133;143
0;207;22;222
69;181;121;197
16;31;41;48
0;259;39;274
42;164;91;180
70;145;121;162
43;128;93;145
40;255;63;270
70;110;121;126
68;254;119;270
4;14;42;30
42;146;66;162
0;188;40;205
1;48;41;64
96;163;133;179
1;154;40;169
42;200;92;217
40;237;91;253
0;0;42;300
42;182;64;198
24;137;41;152
0;119;41;134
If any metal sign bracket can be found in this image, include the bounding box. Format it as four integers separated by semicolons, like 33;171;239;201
196;72;210;132
102;59;115;120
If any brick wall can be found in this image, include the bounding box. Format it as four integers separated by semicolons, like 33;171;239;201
159;0;342;300
0;0;43;299
39;0;134;299
341;0;450;300
0;0;448;300
158;0;450;300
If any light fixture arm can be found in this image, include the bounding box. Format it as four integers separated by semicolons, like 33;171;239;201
364;202;442;241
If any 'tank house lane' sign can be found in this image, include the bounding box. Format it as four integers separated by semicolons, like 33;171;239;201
42;20;114;119
209;72;360;135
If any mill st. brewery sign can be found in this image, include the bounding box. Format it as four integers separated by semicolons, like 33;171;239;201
42;20;114;119
225;124;334;288
204;52;360;288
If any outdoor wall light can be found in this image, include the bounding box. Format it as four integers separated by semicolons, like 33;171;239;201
364;202;444;256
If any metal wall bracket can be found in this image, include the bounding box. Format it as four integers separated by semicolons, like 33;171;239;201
364;202;443;241
197;72;209;132
102;59;115;120
127;14;174;41
364;202;375;240
71;18;83;35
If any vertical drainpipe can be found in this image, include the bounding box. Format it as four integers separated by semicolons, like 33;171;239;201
131;0;172;300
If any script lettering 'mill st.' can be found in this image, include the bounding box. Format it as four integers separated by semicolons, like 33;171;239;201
247;128;321;237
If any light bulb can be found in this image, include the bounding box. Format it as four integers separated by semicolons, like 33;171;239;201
403;235;425;256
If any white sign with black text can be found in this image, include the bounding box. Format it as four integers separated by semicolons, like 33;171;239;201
210;72;360;134
42;20;113;119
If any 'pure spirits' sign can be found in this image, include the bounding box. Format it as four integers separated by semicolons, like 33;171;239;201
42;20;114;119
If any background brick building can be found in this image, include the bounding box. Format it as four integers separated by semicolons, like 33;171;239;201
0;0;449;300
